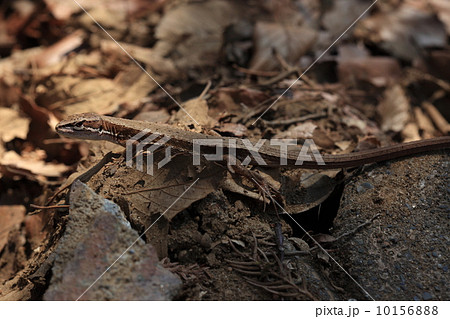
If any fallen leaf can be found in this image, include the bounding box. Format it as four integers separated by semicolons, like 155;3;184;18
0;107;30;142
402;122;421;142
31;30;85;68
430;0;450;34
1;150;69;178
273;122;317;139
95;150;226;222
215;123;247;137
338;45;401;87
153;1;244;71
250;22;317;71
172;96;217;128
414;106;435;136
230;239;246;248
282;170;339;214
377;85;410;132
313;233;336;244
356;3;447;61
355;136;380;152
39;64;157;116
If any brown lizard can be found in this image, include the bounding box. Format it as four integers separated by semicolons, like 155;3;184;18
56;113;450;169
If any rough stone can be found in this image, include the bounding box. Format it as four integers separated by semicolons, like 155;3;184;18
331;153;449;300
44;181;181;300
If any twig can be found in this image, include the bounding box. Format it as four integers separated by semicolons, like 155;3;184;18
232;64;279;77
263;111;327;126
45;151;120;206
334;213;381;241
30;204;69;211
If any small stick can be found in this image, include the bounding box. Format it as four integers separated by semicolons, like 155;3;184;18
45;151;120;206
263;112;327;126
30;204;70;211
422;101;450;134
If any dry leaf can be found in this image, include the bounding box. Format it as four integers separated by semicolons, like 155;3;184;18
414;106;435;136
338;48;401;87
274;122;317;139
282;170;338;214
215;123;247;137
153;0;243;71
250;22;317;71
356;3;447;61
313;233;336;244
288;237;309;252
312;128;335;150
430;0;450;34
31;30;84;68
1;150;69;179
0;108;30;142
96;151;226;222
378;85;410;132
355;136;380;152
402;122;421;142
39;64;157;116
173;97;217;128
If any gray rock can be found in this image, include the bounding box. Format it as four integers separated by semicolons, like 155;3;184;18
44;181;181;300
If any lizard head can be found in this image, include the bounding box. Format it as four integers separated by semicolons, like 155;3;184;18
55;113;108;141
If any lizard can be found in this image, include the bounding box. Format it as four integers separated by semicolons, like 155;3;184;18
56;112;450;169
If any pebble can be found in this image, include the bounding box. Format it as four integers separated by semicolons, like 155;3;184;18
356;182;374;194
422;292;433;301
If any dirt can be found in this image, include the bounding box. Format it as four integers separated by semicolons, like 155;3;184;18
162;152;449;300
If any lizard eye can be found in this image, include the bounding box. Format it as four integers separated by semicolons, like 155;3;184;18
72;120;85;130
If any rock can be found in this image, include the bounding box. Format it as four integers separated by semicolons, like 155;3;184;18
331;153;449;300
356;182;374;194
44;181;181;300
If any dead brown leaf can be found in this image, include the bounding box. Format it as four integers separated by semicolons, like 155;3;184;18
38;64;157;116
282;170;339;214
0;107;30;142
273;122;317;139
377;85;410;133
215;123;247;137
152;0;244;72
250;22;317;71
414;106;436;137
1;150;69;179
356;3;447;61
430;0;450;35
172;96;217;129
338;44;401;87
95;150;226;222
31;30;85;68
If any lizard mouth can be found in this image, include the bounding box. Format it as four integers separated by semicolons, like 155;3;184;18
55;124;98;139
55;124;73;135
